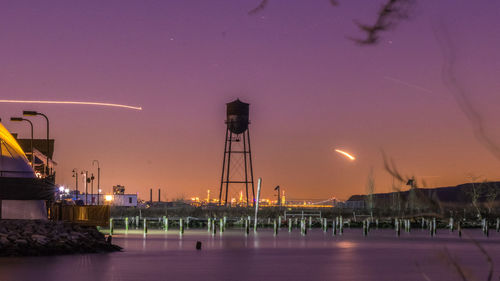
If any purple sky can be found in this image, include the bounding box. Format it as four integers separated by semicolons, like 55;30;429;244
1;0;500;201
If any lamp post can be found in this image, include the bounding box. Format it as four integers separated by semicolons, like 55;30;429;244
10;117;34;169
23;111;50;176
90;173;95;205
81;171;89;205
72;169;78;201
92;160;100;205
274;185;281;207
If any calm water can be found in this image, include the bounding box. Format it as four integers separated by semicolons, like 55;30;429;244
1;228;499;281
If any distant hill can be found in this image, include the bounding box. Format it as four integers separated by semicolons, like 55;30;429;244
345;182;500;211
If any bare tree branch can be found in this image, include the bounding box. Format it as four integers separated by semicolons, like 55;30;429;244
248;0;268;15
350;0;415;45
433;21;500;161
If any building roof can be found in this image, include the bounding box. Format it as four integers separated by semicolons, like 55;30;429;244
0;123;34;178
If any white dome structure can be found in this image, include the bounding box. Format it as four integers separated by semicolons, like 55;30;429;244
0;123;35;178
0;122;48;220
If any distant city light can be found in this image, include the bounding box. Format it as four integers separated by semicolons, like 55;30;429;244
334;149;356;161
105;195;113;201
59;186;65;192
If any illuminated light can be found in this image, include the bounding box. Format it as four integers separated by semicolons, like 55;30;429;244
0;99;142;110
59;186;65;192
105;195;113;201
334;149;356;161
35;172;42;178
65;188;70;194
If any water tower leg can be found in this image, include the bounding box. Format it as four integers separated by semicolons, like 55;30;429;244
225;131;233;206
219;126;229;206
247;128;256;206
243;130;250;207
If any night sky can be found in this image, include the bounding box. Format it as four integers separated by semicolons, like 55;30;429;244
1;0;499;201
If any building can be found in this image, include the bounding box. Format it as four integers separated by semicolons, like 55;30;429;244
12;134;56;182
75;193;138;207
113;185;125;195
0;122;53;219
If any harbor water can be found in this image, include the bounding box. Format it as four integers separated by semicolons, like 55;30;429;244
1;228;499;281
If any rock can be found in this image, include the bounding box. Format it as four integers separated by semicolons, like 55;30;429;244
0;219;122;256
31;234;48;245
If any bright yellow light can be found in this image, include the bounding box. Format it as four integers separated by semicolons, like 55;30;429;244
0;99;142;110
105;195;113;201
334;149;356;161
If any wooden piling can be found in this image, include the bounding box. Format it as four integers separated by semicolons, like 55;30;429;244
109;218;113;235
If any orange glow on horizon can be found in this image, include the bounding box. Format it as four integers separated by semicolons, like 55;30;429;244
0;99;142;110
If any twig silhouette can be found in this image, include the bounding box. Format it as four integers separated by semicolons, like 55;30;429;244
248;0;268;15
443;247;469;281
350;0;414;45
433;21;500;161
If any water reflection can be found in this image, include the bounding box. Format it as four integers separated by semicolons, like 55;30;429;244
0;229;499;281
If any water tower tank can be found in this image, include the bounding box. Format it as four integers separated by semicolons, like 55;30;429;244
226;99;249;134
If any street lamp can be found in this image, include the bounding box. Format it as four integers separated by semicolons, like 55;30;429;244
274;185;281;207
23;111;50;177
81;171;89;205
92;160;100;205
90;173;95;205
10;117;34;169
72;169;79;201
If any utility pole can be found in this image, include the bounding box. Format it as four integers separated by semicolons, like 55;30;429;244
93;160;100;205
72;169;78;201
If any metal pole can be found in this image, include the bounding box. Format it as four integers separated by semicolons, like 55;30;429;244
243;130;249;207
247;128;255;206
26;120;34;169
85;171;88;205
90;174;94;205
93;160;100;205
37;113;50;177
74;170;78;201
254;178;262;232
219;126;229;206
225;130;233;206
97;166;100;204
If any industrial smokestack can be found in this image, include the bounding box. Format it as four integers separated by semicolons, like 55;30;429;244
150;188;152;203
158;188;161;202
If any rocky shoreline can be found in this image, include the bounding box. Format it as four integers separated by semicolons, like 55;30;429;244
0;219;121;256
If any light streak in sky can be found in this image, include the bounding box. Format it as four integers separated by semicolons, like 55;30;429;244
383;76;434;94
0;100;142;110
334;149;356;161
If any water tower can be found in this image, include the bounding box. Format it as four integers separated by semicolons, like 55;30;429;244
219;99;255;207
